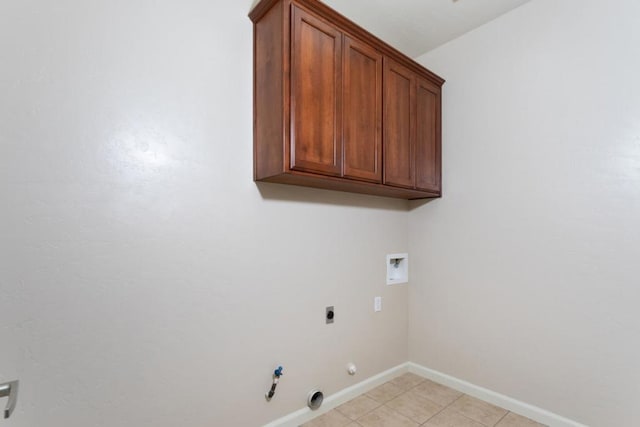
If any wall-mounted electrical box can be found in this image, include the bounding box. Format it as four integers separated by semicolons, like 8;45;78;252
386;253;408;285
326;306;335;324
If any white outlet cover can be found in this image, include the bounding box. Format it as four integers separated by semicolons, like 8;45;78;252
374;296;382;312
386;253;408;285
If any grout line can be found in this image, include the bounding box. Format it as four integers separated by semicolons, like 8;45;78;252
341;393;383;422
421;406;445;426
438;398;507;427
446;393;464;408
493;411;510;426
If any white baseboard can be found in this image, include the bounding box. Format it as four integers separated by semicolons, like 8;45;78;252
262;363;410;427
264;361;588;427
408;362;588;427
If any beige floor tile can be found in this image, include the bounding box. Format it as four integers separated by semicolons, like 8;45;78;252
356;405;419;427
365;382;404;404
448;395;508;426
389;373;426;391
385;389;443;424
422;407;487;427
496;412;547;427
301;409;353;427
412;379;463;406
336;395;380;420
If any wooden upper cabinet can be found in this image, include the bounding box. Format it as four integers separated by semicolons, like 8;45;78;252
384;58;415;189
416;77;441;192
291;6;343;176
250;0;444;200
343;35;382;183
384;59;442;193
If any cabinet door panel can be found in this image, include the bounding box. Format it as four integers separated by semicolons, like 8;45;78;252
291;6;342;176
416;78;441;192
343;36;382;182
384;58;415;189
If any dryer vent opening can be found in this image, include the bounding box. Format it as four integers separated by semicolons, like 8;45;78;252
307;389;324;410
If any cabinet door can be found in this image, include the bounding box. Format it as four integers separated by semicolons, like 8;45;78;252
415;77;441;192
383;58;415;188
343;36;382;183
291;6;343;176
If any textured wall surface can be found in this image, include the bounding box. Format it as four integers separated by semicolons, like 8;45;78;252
410;0;640;425
0;1;409;425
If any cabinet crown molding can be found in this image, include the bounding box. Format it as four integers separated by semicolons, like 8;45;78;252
249;0;445;86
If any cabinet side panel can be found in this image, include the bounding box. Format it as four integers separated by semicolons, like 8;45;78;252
254;3;284;180
384;58;415;189
343;36;382;183
415;79;441;193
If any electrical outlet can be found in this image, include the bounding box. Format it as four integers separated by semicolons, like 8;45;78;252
326;306;334;324
374;297;382;312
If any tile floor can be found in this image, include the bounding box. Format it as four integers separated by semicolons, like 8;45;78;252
301;373;546;427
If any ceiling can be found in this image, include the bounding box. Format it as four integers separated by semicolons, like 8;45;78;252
321;0;532;57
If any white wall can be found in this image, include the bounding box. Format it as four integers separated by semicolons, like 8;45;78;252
0;1;410;426
411;0;640;425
